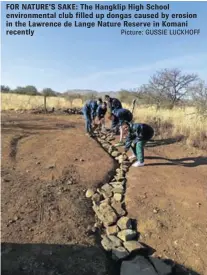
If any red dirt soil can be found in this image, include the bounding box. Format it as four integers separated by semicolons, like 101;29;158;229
1;112;207;275
1;112;116;275
124;142;207;274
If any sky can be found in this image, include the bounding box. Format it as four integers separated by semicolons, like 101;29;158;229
1;1;207;92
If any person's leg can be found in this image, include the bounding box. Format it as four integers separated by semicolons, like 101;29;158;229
136;140;147;163
132;140;147;167
83;110;92;134
83;110;89;133
130;144;136;158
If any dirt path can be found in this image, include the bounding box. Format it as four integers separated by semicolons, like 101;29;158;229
124;142;207;274
1;113;116;275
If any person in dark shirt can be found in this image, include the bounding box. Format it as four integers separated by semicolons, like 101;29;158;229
110;108;133;145
104;95;122;113
122;121;154;167
93;101;107;131
82;98;102;136
105;95;122;130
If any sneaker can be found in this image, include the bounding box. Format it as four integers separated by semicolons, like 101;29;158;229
132;161;145;167
129;154;136;160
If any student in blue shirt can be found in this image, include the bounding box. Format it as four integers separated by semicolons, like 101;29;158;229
82;98;102;136
110;108;133;145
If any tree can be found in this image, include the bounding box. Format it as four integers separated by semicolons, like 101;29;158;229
1;85;11;93
41;88;57;97
147;69;198;109
191;80;207;117
14;85;39;95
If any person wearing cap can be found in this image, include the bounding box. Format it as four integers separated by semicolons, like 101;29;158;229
110;108;133;145
122;121;154;167
82;98;103;136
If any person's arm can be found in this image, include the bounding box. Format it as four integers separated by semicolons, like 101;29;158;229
96;105;101;120
124;133;132;152
107;99;112;113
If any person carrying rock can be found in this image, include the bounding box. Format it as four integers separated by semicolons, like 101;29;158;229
122;121;154;167
82;98;102;136
93;101;107;132
110;108;133;146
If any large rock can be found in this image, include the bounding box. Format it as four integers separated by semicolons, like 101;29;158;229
101;235;123;252
117;229;137;241
101;236;113;251
117;217;132;230
112;185;124;194
111;201;126;217
101;183;113;198
112;247;129;260
108;235;122;247
123;241;144;253
94;202;117;226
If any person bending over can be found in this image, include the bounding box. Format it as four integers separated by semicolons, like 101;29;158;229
82;98;102;136
122;121;154;167
105;95;122;130
93;101;107;132
110;108;133;145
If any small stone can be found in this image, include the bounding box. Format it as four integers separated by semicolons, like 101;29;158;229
106;225;118;236
196;202;201;207
117;229;137;241
117;216;132;230
13;215;20;221
153;208;159;214
74;158;78;161
36;161;40;165
112;246;129;260
80;159;84;162
85;188;95;198
111;151;119;157
108;235;122;247
47;165;55;169
114;193;122;202
66;180;73;185
123;241;144;252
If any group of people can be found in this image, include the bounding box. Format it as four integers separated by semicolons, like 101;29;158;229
82;95;154;167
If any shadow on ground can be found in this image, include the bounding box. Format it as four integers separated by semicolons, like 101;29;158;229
1;243;200;275
145;156;207;167
1;242;118;275
146;137;183;148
